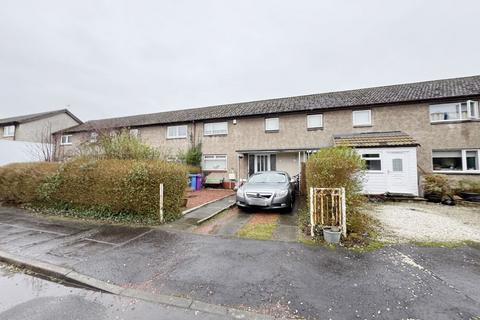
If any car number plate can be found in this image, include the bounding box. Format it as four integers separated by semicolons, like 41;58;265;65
250;198;267;206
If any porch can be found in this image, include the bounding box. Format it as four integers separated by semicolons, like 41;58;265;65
235;148;318;180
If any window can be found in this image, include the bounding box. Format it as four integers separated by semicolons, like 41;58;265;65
203;155;227;171
432;149;480;172
129;129;139;138
429;100;479;122
167;125;187;139
307;114;323;129
60;135;72;145
3;125;15;137
265;117;279;132
362;153;381;171
392;158;403;172
204;122;228;136
89;132;98;143
353;110;372;126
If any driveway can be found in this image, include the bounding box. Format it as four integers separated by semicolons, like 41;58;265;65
0;206;479;319
371;202;480;243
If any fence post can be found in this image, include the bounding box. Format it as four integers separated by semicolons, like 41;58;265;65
159;183;164;224
341;187;346;237
309;187;314;237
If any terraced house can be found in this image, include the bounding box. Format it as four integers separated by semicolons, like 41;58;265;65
55;75;480;196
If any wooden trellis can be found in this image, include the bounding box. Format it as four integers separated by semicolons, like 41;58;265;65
309;187;346;237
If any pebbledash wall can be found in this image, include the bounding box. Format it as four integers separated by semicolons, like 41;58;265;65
56;100;480;184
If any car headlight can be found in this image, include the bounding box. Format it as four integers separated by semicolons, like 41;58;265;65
276;190;288;197
236;188;244;197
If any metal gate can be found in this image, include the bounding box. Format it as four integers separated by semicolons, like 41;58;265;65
309;187;346;237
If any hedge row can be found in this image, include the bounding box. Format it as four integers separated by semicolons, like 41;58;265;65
0;159;188;223
0;162;60;204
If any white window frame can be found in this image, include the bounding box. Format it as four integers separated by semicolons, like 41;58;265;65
432;149;480;173
204;122;228;136
3;125;15;137
360;152;382;172
203;154;228;171
167;125;188;139
429;100;479;123
307;114;323;129
60;134;72;145
352;110;372;126
265;117;279;132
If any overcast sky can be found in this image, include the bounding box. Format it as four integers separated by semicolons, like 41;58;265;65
1;0;479;121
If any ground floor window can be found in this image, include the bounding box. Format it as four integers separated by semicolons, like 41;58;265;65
432;149;479;172
361;153;381;171
203;155;227;171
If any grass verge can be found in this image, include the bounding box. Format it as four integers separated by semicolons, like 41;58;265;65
27;204;160;226
236;222;277;240
411;240;480;248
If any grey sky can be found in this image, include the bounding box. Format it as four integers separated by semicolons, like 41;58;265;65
1;0;479;121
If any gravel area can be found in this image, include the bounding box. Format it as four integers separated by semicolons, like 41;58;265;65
371;202;480;243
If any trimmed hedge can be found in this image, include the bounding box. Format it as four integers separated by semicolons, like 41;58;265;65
0;162;60;204
0;159;188;223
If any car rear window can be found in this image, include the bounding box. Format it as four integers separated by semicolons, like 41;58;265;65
249;172;287;183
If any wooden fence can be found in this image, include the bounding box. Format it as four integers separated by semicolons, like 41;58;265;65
309;187;346;237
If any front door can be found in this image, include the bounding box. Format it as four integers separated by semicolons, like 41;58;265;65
385;151;409;194
254;154;270;172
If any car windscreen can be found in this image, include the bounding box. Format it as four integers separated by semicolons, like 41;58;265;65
249;172;287;183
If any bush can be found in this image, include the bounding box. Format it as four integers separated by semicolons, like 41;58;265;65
38;159;188;222
306;146;366;216
178;143;202;167
423;174;451;195
78;130;166;160
0;162;60;204
457;179;480;193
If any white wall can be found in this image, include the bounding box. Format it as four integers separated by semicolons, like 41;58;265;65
0;140;53;166
358;147;418;196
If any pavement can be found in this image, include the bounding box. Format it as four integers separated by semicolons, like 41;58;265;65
0;206;480;319
168;195;236;231
0;263;228;320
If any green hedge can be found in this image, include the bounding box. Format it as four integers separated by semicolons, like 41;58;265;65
0;159;188;223
0;162;60;204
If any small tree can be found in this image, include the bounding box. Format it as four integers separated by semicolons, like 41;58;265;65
178;143;202;167
306;146;366;214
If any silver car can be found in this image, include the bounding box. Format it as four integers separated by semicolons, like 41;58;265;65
236;171;295;211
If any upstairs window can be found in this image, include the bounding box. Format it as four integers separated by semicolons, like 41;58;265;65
60;135;72;145
353;110;372;126
307;114;323;129
167;125;187;139
362;153;381;171
433;149;479;172
429;100;479;122
3;125;15;137
265;117;279;132
204;122;228;136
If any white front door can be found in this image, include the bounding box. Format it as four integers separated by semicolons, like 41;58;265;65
385;151;409;194
254;154;270;172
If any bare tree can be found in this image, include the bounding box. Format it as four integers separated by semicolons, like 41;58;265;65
27;123;58;162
